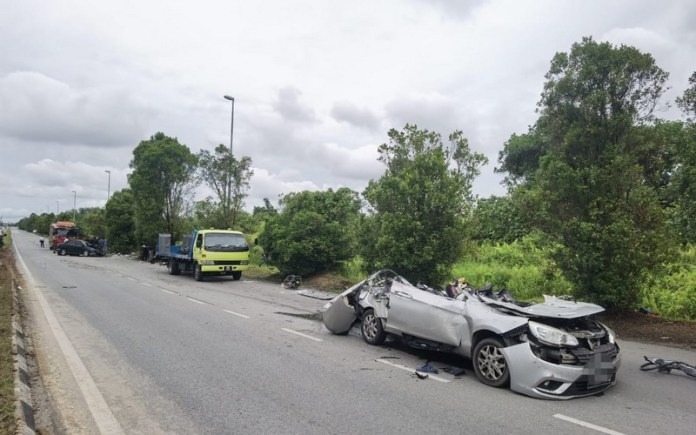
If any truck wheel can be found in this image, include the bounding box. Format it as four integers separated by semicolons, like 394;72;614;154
194;263;204;281
168;259;181;275
232;271;242;281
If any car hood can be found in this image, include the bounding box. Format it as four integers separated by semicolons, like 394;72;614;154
478;294;605;319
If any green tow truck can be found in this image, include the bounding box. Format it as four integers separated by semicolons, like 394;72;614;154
156;229;250;281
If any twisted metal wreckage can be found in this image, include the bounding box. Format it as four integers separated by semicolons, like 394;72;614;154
322;269;622;399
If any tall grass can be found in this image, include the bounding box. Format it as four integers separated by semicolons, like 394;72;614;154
452;234;571;301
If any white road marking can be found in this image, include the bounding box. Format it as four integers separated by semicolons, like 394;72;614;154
127;277;137;282
14;242;125;434
186;297;205;305
141;282;153;287
375;358;451;383
281;328;323;342
223;309;250;319
554;414;625;435
160;289;176;295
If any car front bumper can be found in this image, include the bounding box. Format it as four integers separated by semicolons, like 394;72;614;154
502;341;621;399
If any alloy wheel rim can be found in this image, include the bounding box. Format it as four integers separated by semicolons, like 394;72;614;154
478;345;506;380
363;314;377;340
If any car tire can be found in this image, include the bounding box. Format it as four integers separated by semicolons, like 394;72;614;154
361;309;386;345
59;249;66;256
232;271;242;281
194;263;204;281
83;250;89;257
472;337;510;388
168;259;181;275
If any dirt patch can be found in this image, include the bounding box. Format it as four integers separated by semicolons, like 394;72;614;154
600;311;696;349
301;273;352;293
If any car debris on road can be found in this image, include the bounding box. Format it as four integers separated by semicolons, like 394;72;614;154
322;269;621;399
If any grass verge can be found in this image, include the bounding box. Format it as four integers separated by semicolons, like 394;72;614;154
0;232;17;434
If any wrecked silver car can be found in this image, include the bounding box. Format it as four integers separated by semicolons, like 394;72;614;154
322;269;621;399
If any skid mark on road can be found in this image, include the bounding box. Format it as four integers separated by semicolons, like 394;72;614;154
375;358;450;383
281;328;323;342
554;414;625;435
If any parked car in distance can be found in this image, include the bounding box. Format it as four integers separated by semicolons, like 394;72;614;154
55;239;104;257
322;269;621;400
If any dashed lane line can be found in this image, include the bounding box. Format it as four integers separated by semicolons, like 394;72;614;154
553;414;625;435
223;309;250;319
186;297;206;305
141;282;153;287
160;289;176;295
375;358;451;383
281;328;323;342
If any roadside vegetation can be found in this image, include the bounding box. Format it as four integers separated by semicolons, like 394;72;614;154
13;37;696;321
0;232;17;434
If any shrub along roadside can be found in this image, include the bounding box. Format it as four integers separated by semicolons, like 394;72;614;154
0;233;17;434
451;234;572;301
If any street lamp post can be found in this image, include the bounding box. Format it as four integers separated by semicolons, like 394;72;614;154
105;170;111;201
223;95;235;227
223;95;235;155
72;191;76;221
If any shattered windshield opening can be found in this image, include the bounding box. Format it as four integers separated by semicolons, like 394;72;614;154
204;233;249;252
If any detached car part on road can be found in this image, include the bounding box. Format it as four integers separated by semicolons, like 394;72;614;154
322;270;621;399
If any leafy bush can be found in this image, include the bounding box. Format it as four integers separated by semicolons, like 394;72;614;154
642;246;696;321
257;188;361;276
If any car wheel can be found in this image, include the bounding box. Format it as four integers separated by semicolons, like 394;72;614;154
473;337;510;388
59;249;66;256
232;271;242;281
82;249;89;257
194;263;204;281
361;309;386;345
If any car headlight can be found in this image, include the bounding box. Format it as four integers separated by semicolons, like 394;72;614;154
528;321;579;347
599;322;616;344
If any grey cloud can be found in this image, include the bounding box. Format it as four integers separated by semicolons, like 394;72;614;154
272;87;317;123
385;96;461;137
330;102;381;131
0;71;153;148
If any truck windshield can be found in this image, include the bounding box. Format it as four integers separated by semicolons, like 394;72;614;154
204;233;249;252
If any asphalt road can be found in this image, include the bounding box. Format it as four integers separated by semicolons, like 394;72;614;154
12;229;696;434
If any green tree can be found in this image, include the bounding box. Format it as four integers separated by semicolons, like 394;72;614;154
78;207;107;239
676;71;696;121
258;188;361;275
500;37;673;311
669;75;696;243
197;144;254;228
469;195;529;243
361;124;487;285
128;132;198;245
105;189;137;253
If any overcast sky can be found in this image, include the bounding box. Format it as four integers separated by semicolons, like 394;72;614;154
1;0;695;223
